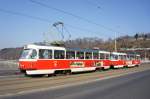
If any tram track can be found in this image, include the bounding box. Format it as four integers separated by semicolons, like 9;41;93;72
0;69;120;85
0;64;150;96
0;65;148;86
0;66;146;85
0;67;141;86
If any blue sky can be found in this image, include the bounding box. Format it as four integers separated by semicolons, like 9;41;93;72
0;0;150;49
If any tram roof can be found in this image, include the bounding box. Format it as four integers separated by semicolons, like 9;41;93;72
24;44;65;50
99;50;110;54
24;44;99;52
66;48;99;52
111;52;127;55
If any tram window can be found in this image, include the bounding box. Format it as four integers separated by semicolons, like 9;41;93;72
123;55;127;60
136;56;140;60
85;52;92;59
100;53;105;59
129;55;132;60
54;50;65;59
118;55;121;59
126;55;130;60
130;55;135;60
66;51;75;59
106;54;110;59
76;51;84;59
119;55;124;60
30;49;37;59
93;52;99;59
114;55;118;60
111;54;118;60
39;49;52;59
125;55;130;60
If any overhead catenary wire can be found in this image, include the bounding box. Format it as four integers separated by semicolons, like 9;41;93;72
0;8;105;37
29;0;120;33
0;7;117;52
86;0;102;9
0;8;51;23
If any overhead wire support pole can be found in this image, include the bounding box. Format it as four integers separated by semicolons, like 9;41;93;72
115;32;117;52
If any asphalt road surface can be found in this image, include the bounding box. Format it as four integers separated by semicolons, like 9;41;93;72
2;68;150;99
0;70;20;76
0;60;19;76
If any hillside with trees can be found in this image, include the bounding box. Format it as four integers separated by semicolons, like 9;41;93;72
0;47;23;60
65;32;150;50
0;33;150;60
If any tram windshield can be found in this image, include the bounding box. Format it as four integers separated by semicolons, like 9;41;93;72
20;49;37;59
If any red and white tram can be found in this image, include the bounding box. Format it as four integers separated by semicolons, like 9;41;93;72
110;52;127;68
126;54;141;67
19;44;141;76
98;51;110;69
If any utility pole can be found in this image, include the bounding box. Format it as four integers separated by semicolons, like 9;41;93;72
115;32;117;52
145;49;147;61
